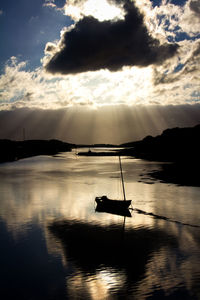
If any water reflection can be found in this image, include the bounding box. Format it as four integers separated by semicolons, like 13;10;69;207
0;150;200;299
48;218;177;299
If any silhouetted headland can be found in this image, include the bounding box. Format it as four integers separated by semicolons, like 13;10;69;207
120;124;200;186
77;124;200;186
120;124;200;161
0;139;74;163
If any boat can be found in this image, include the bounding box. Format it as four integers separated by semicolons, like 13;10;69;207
77;150;117;156
95;196;132;209
95;156;132;211
95;200;132;217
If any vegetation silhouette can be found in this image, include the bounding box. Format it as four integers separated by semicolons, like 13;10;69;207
120;124;200;162
0;139;73;163
120;124;200;186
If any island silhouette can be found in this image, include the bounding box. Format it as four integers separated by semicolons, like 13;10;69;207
119;124;200;186
0;139;74;163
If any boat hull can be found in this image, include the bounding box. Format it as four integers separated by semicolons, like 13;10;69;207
95;202;132;217
95;196;132;209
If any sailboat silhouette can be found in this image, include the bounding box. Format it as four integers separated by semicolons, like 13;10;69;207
95;156;132;216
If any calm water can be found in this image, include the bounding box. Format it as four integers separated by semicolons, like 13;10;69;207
0;149;200;300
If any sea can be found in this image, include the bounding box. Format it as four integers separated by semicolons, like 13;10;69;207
0;148;200;299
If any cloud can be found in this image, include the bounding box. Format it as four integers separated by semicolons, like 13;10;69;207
0;57;98;110
63;0;125;21
0;54;199;111
179;0;200;36
189;0;200;14
43;0;57;9
44;42;58;54
153;39;200;85
44;0;178;75
147;0;200;38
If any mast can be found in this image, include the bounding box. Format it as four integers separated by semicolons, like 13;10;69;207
119;156;126;201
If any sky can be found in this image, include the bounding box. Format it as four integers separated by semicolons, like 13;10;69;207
0;0;200;144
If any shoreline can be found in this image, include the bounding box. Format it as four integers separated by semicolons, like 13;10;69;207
0;139;73;164
1;141;200;187
147;162;200;187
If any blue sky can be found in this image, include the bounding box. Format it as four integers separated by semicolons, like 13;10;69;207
0;0;200;143
0;0;71;72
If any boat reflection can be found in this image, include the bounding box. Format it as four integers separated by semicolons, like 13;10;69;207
48;219;177;298
95;201;132;217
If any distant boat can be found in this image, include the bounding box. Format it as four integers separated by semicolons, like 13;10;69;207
77;149;117;156
95;156;132;211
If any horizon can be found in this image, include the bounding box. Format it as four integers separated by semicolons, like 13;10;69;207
0;104;200;144
1;119;200;145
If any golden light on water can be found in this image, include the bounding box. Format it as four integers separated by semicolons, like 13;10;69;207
1;152;200;299
67;269;126;300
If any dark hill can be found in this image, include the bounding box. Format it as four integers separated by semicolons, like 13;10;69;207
0;139;74;163
120;124;200;186
120;124;200;163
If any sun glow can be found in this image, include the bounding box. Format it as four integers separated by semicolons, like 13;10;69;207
64;0;124;22
83;0;124;21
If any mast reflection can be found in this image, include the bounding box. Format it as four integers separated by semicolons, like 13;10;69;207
48;218;176;299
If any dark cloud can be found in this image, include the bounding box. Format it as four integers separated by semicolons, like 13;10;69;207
45;0;179;74
189;0;200;16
